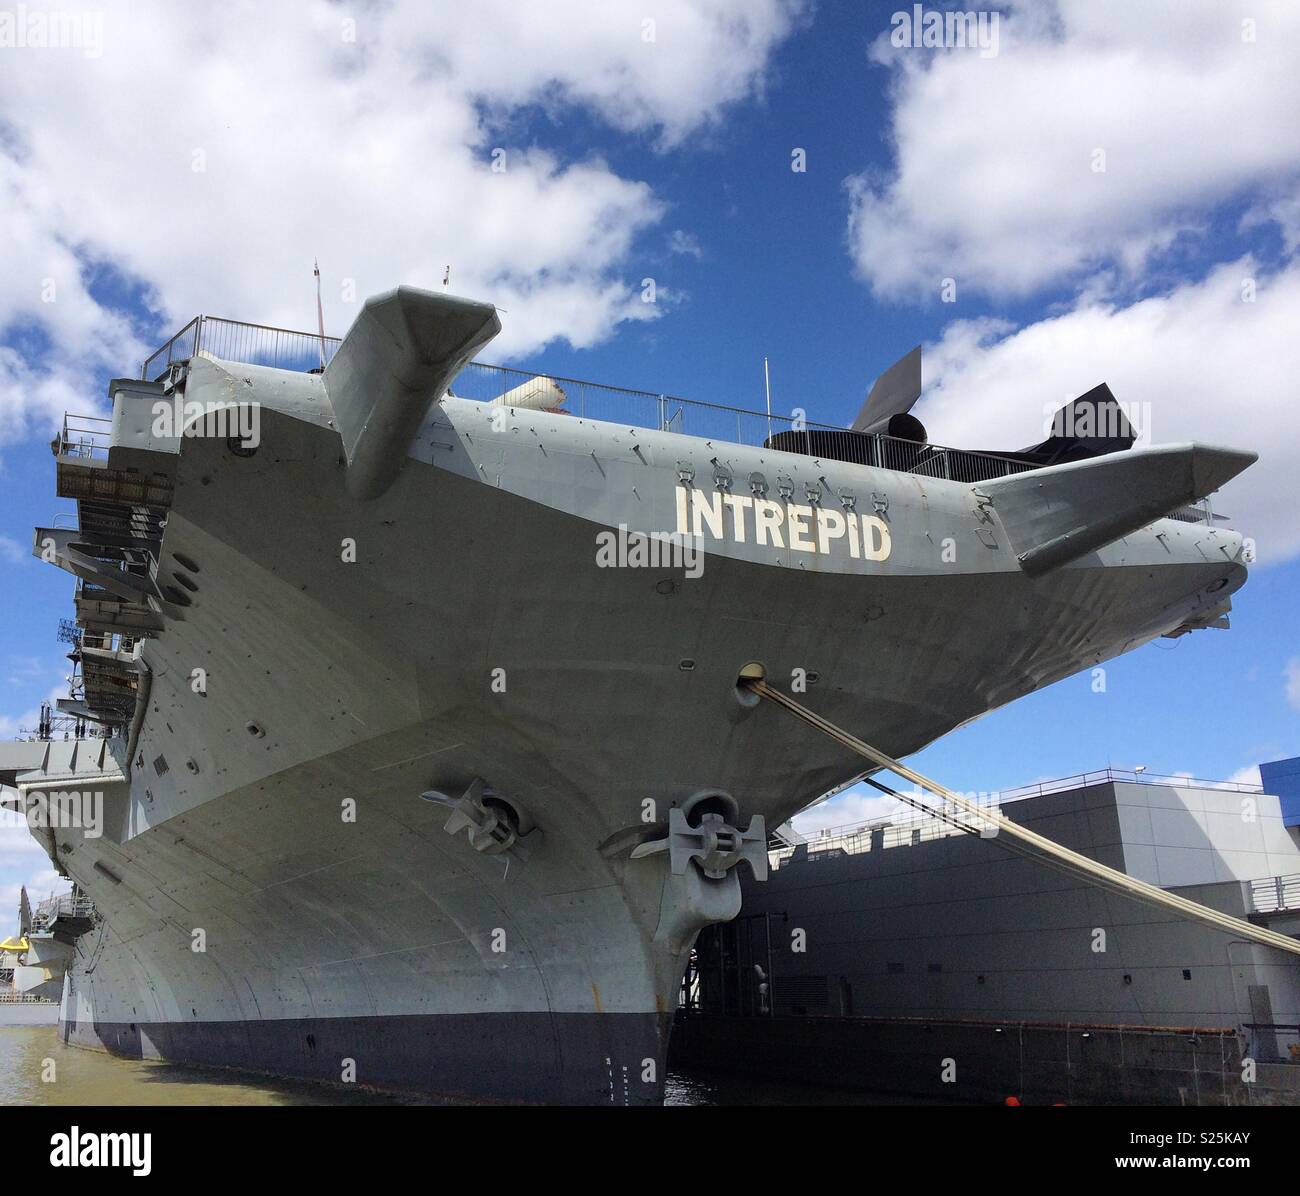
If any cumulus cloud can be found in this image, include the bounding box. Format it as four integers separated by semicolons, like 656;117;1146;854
0;342;87;444
843;1;1300;562
915;256;1300;560
0;0;806;439
0;815;69;919
848;0;1300;300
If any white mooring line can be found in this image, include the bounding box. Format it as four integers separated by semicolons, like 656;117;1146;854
745;679;1300;959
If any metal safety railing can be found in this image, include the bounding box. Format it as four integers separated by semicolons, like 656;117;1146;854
450;360;1039;483
774;801;1000;868
141;315;341;381
34;892;95;923
995;766;1262;800
776;765;1267;870
134;317;1235;500
57;413;113;461
1249;874;1300;914
137;317;1043;483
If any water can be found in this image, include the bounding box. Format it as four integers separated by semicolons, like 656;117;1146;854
0;1025;908;1106
0;1026;404;1106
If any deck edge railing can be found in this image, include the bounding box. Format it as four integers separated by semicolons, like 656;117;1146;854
130;317;1224;511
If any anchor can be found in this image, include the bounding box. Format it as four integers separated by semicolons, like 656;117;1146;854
421;778;539;860
630;793;767;881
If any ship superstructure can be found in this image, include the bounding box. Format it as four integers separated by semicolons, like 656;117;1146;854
0;887;91;1025
0;287;1256;1102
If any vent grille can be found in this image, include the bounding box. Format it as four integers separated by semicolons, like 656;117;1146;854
774;975;829;1015
152;754;169;776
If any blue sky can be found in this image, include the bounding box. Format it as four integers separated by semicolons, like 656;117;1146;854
1;1;1298;890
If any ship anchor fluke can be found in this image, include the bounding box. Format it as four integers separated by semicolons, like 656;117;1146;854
422;778;539;860
630;803;767;882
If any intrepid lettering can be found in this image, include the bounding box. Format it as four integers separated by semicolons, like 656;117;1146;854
675;485;891;562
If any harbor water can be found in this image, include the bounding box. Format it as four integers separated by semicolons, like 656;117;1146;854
0;1026;908;1106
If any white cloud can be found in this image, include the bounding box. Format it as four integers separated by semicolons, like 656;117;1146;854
0;0;806;439
848;0;1300;299
1285;657;1300;711
790;785;912;836
1243;194;1300;257
0;672;85;913
1227;764;1262;789
916;256;1300;560
668;229;704;259
391;2;808;149
0;674;75;739
0;535;31;566
0;816;70;927
1166;765;1264;790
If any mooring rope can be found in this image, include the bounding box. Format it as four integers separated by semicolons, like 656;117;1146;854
746;679;1300;958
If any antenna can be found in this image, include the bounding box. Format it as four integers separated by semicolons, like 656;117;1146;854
763;356;773;441
314;259;327;371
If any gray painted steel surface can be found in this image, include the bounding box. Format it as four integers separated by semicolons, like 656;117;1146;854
715;781;1300;1029
6;287;1258;1103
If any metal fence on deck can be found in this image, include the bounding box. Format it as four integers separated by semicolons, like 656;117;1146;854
35;892;95;923
133;317;1225;502
142;316;341;381
57;413;113;461
451;360;1041;484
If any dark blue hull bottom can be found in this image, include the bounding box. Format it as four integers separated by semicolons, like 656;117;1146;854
63;1009;671;1105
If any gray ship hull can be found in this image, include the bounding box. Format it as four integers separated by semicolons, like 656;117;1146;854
64;1008;668;1104
12;289;1252;1103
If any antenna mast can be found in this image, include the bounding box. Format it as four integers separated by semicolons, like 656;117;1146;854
763;356;773;441
314;259;327;370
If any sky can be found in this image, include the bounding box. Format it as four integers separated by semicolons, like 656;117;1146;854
0;0;1297;897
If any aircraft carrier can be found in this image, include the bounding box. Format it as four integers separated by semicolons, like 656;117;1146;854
0;286;1257;1103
